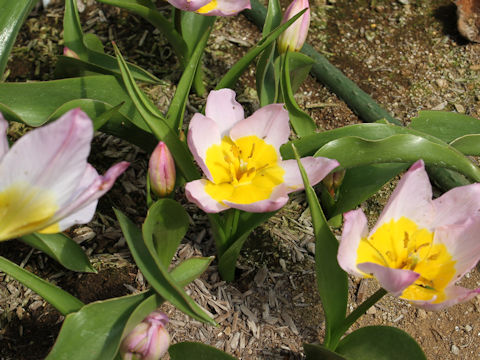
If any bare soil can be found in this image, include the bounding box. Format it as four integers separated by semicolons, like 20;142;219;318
1;0;480;359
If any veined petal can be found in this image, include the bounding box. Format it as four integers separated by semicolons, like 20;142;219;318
0;113;9;160
187;113;222;181
224;184;289;212
196;0;251;16
185;179;229;213
279;157;339;194
338;209;369;277
204;89;244;137
373;160;434;233
357;262;420;297
410;286;480;311
433;216;480;283
432;183;480;227
167;0;210;11
0;109;92;205
229;104;290;153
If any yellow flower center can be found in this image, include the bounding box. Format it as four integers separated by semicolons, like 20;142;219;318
196;0;217;13
0;182;59;241
204;135;285;205
357;217;456;303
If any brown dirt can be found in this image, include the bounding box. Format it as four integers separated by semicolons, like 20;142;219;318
1;0;480;359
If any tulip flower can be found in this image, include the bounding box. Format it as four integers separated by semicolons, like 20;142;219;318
185;89;339;213
167;0;251;16
0;108;128;241
121;311;170;360
338;160;480;310
149;141;176;197
278;0;311;53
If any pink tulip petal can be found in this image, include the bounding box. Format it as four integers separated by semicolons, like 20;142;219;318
337;209;369;277
357;262;420;296
410;286;480;311
223;185;289;213
433;216;480;283
204;89;244;137
373;160;434;233
198;0;251;16
187;113;222;181
185;179;229;213
0;114;9;160
167;0;210;11
0;109;92;204
229;104;290;153
279;157;339;194
432;183;480;227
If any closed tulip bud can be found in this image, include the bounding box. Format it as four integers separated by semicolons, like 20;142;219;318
63;47;80;59
149;142;176;197
121;311;170;360
278;0;310;53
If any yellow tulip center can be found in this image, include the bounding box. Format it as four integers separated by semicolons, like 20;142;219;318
0;182;59;241
196;0;217;13
204;135;285;205
357;217;456;303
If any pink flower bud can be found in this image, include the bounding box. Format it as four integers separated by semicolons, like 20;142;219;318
63;47;80;59
121;311;170;360
278;0;310;53
148;142;176;197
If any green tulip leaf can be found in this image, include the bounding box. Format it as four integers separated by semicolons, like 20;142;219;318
114;209;215;325
304;344;347;360
336;326;426;360
314;134;480;182
143;199;190;268
0;255;84;316
169;342;238;360
20;232;95;273
450;134;480;155
0;0;38;77
170;257;214;286
286;51;315;94
410;110;480;143
46;291;150;360
292;146;348;347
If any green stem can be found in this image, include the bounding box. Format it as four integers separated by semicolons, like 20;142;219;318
328;288;387;350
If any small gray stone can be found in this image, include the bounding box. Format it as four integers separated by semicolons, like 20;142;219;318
451;344;460;355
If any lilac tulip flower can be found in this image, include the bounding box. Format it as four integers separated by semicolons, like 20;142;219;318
278;0;310;53
338;160;480;310
167;0;251;16
185;89;339;213
0;108;128;241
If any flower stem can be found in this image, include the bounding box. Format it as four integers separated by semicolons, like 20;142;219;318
328;287;387;350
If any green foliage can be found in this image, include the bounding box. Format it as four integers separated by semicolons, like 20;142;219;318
20;233;96;273
169;342;238;360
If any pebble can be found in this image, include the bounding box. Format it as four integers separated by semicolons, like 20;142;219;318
417;309;427;319
435;78;448;88
279;259;287;272
454;103;465;113
466;325;473;332
366;306;376;315
451;344;460;355
306;242;315;255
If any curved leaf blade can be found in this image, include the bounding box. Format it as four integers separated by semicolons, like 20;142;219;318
169;342;238;360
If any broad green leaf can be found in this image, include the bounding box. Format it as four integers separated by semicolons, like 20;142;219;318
54;55;113;78
46;291;150;360
166;30;211;131
215;8;307;90
281;52;316;136
410;110;480;143
314;134;480;182
0;76;157;150
114;209;215;324
180;11;215;57
217;211;275;282
256;0;281;106
0;0;38;77
292;146;347;347
20;233;95;273
96;0;188;66
280;122;444;159
328;163;408;218
336;326;426;360
304;344;347;360
450;134;480;155
287;51;315;94
0;255;83;316
114;45;201;181
170;257;214;286
64;0;159;83
169;342;238;360
143;199;190;268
